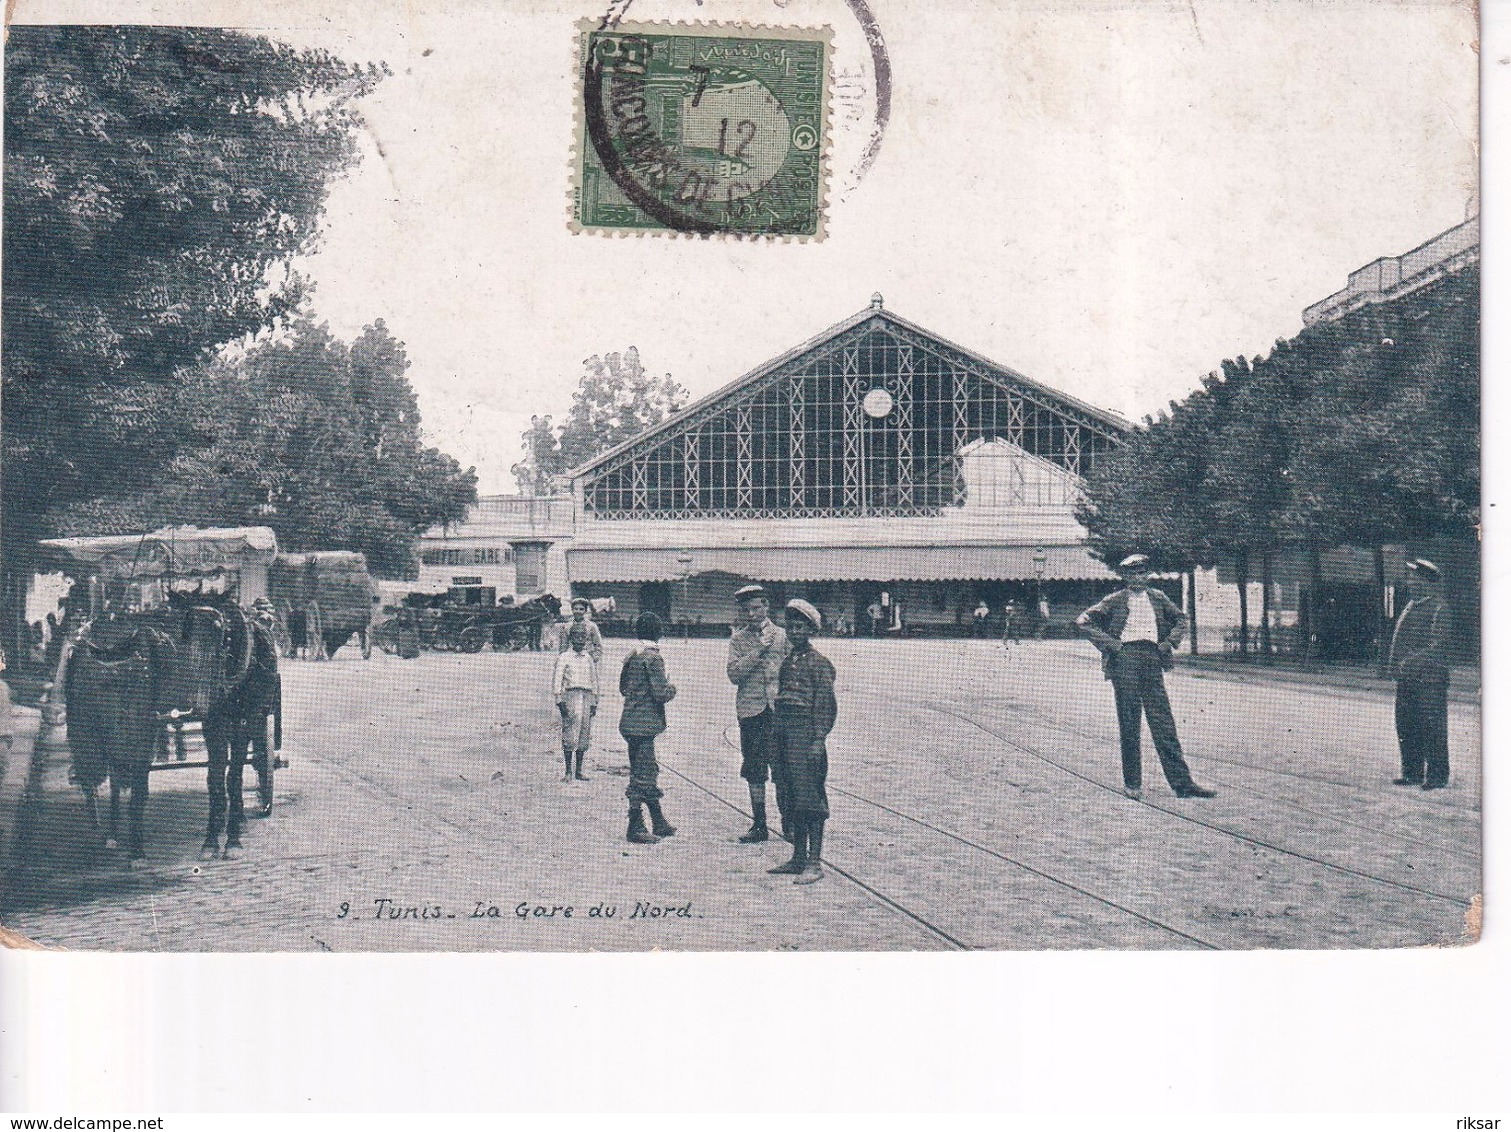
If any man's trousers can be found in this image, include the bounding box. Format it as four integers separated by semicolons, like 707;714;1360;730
1395;675;1449;787
1109;641;1196;793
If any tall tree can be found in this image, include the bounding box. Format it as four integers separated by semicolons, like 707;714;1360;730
511;415;563;495
55;319;477;578
513;348;688;490
2;26;385;628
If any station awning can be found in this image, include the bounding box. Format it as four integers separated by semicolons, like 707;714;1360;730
567;544;1116;583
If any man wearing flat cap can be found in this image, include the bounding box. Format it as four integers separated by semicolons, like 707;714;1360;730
1076;554;1214;800
559;595;604;664
1386;558;1453;790
767;599;837;884
726;583;791;842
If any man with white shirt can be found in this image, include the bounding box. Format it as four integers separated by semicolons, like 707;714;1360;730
1076;554;1214;801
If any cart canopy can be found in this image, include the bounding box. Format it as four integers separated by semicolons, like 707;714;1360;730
37;526;279;580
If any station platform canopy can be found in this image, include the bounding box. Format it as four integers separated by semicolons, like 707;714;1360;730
37;525;279;580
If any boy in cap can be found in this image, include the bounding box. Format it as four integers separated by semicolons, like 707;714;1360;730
726;583;791;842
618;611;678;843
1076;554;1214;800
1386;558;1453;790
560;596;604;663
552;621;598;782
767;599;837;884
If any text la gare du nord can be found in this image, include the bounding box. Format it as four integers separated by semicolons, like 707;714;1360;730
338;898;695;921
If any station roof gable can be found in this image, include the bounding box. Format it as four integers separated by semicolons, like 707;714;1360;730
567;301;1129;482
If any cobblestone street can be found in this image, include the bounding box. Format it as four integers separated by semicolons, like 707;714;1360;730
0;640;1481;952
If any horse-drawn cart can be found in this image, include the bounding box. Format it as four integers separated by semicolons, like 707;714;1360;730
36;525;288;861
269;550;379;660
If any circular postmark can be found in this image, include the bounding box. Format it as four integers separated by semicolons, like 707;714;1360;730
581;25;827;236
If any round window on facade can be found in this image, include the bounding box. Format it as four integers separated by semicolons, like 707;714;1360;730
862;387;894;418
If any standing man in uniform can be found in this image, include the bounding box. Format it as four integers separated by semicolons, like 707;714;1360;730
726;584;791;843
560;595;604;662
1076;554;1215;801
766;600;838;885
1387;558;1453;790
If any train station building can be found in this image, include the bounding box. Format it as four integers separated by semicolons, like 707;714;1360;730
421;295;1129;633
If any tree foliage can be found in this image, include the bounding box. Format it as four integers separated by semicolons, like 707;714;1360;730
512;348;688;492
2;25;386;556
1078;265;1478;571
54;320;477;578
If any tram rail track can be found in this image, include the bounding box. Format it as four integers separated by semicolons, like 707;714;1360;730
959;695;1482;842
927;704;1474;910
697;727;1222;950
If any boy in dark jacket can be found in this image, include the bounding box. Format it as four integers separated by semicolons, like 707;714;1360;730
618;611;678;844
766;599;837;884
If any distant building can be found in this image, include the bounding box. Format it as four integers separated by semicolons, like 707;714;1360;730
1303;206;1478;327
417;495;573;605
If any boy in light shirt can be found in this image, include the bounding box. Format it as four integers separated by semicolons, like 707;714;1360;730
552;622;598;782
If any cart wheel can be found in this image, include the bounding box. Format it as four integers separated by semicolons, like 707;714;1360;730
258;714;276;817
459;626;487;653
374;619;399;655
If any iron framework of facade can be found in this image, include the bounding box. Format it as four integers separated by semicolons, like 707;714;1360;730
576;311;1127;521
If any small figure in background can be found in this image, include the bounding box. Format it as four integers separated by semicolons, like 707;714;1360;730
552;622;598;782
618;611;678;844
394;608;422;660
559;596;604;663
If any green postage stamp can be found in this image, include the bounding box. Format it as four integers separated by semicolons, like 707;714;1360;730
574;21;831;238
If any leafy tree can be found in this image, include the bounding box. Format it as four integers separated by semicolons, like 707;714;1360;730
513;348;688;491
54;319;477;577
1078;261;1478;662
511;415;563;496
2;26;385;636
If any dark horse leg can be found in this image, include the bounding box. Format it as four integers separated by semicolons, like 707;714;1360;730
224;714;249;856
249;712;273;818
125;760;150;864
202;713;230;859
107;779;123;850
80;782;104;847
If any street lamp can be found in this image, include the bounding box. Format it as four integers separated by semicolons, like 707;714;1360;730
675;550;694;636
1032;546;1048;638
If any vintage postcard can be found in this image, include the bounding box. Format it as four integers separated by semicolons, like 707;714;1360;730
0;0;1481;958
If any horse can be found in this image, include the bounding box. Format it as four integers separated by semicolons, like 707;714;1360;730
63;614;179;863
63;593;279;862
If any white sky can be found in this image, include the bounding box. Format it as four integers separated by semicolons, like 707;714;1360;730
18;0;1480;493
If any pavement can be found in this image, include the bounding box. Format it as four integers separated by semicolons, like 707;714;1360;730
0;638;1481;952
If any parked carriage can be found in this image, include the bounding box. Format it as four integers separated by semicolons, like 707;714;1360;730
35;526;287;862
268;550;379;660
372;593;563;654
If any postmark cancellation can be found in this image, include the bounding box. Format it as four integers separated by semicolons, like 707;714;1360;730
573;20;832;239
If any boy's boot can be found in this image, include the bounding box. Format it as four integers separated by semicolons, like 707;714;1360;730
574;750;589;781
739;787;769;842
767;819;807;875
561;749;574;782
795;819;825;884
647;800;677;838
626;804;659;844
